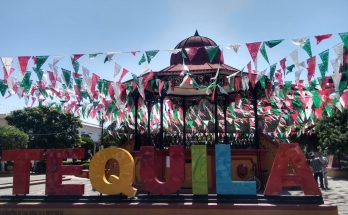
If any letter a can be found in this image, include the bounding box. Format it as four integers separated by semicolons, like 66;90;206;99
264;143;321;196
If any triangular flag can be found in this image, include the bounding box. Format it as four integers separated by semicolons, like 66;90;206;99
280;58;286;75
145;50;159;64
339;32;348;49
114;62;122;77
61;68;72;88
89;53;102;60
35;56;49;70
270;63;277;81
307;56;316;82
185;47;200;61
0;80;8;96
286;64;295;74
18;56;31;76
53;56;64;65
104;53;115;63
71;57;80;73
205;46;219;63
130;51;138;56
1;57;13;76
260;43;269;64
20;71;32;92
118;68;129;83
318;49;329;78
302;38;312;57
290;49;299;66
314;34;332;44
138;53;146;65
33;67;44;81
226;44;241;53
264;39;284;48
295;69;303;83
292;37;308;46
246;42;261;64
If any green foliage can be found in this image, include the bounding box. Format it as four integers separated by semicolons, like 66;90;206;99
5;106;82;149
0;125;29;150
80;134;95;160
316;109;348;166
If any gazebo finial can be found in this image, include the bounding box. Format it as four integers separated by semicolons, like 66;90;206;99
194;30;200;36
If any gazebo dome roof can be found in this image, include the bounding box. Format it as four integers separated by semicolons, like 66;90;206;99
170;30;223;65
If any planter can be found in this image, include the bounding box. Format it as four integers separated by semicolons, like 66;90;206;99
327;168;348;178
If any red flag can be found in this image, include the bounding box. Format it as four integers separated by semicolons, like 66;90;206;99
18;56;31;76
3;67;14;82
48;71;56;87
108;82;115;98
159;80;165;96
246;42;261;63
130;51;138;56
275;70;283;85
280;58;286;75
91;73;100;92
345;54;348;64
118;68;129;83
185;47;200;61
341;90;348;107
307;56;316;82
314;34;332;45
144;71;154;89
72;54;84;61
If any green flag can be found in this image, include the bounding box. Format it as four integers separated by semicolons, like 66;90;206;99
311;91;322;108
145;50;159;64
20;71;32;92
33;67;43;81
270;63;277;80
265;39;284;48
138;54;146;65
89;53;102;60
205;46;219;63
302;38;312;57
286;64;295;74
318;49;329;78
61;68;72;88
0;80;8;96
259;76;266;89
71;57;80;73
260;43;269;64
325;104;333;117
74;77;82;90
35;56;49;70
339;32;348;49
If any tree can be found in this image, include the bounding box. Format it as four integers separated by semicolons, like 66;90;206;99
5;106;82;149
316;109;348;167
0;125;29;150
80;134;95;160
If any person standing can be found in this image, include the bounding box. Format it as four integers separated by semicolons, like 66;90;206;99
310;152;325;189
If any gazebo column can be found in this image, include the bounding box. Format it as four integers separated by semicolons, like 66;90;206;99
223;96;228;143
252;87;259;149
214;97;218;145
182;97;186;147
134;94;140;150
146;98;152;146
159;96;164;149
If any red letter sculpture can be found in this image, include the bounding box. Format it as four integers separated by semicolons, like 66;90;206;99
45;148;85;195
2;149;44;195
140;146;185;194
264;143;321;196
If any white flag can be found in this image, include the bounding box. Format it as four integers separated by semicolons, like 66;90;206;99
291;37;308;47
1;57;13;75
226;44;241;53
114;62;122;77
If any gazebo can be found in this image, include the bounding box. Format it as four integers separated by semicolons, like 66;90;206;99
131;31;262;152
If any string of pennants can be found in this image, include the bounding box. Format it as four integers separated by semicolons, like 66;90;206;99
1;32;348;140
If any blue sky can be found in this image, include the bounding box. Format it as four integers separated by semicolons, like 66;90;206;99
0;0;347;124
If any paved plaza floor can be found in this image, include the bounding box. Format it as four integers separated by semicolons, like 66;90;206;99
0;175;347;214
